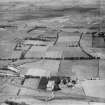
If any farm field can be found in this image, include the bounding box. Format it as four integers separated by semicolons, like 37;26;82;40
0;0;105;105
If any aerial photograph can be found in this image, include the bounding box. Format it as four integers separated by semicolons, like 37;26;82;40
0;0;105;105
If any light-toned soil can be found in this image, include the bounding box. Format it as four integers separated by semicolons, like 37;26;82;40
82;80;105;98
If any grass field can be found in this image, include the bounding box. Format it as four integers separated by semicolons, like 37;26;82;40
72;60;98;80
